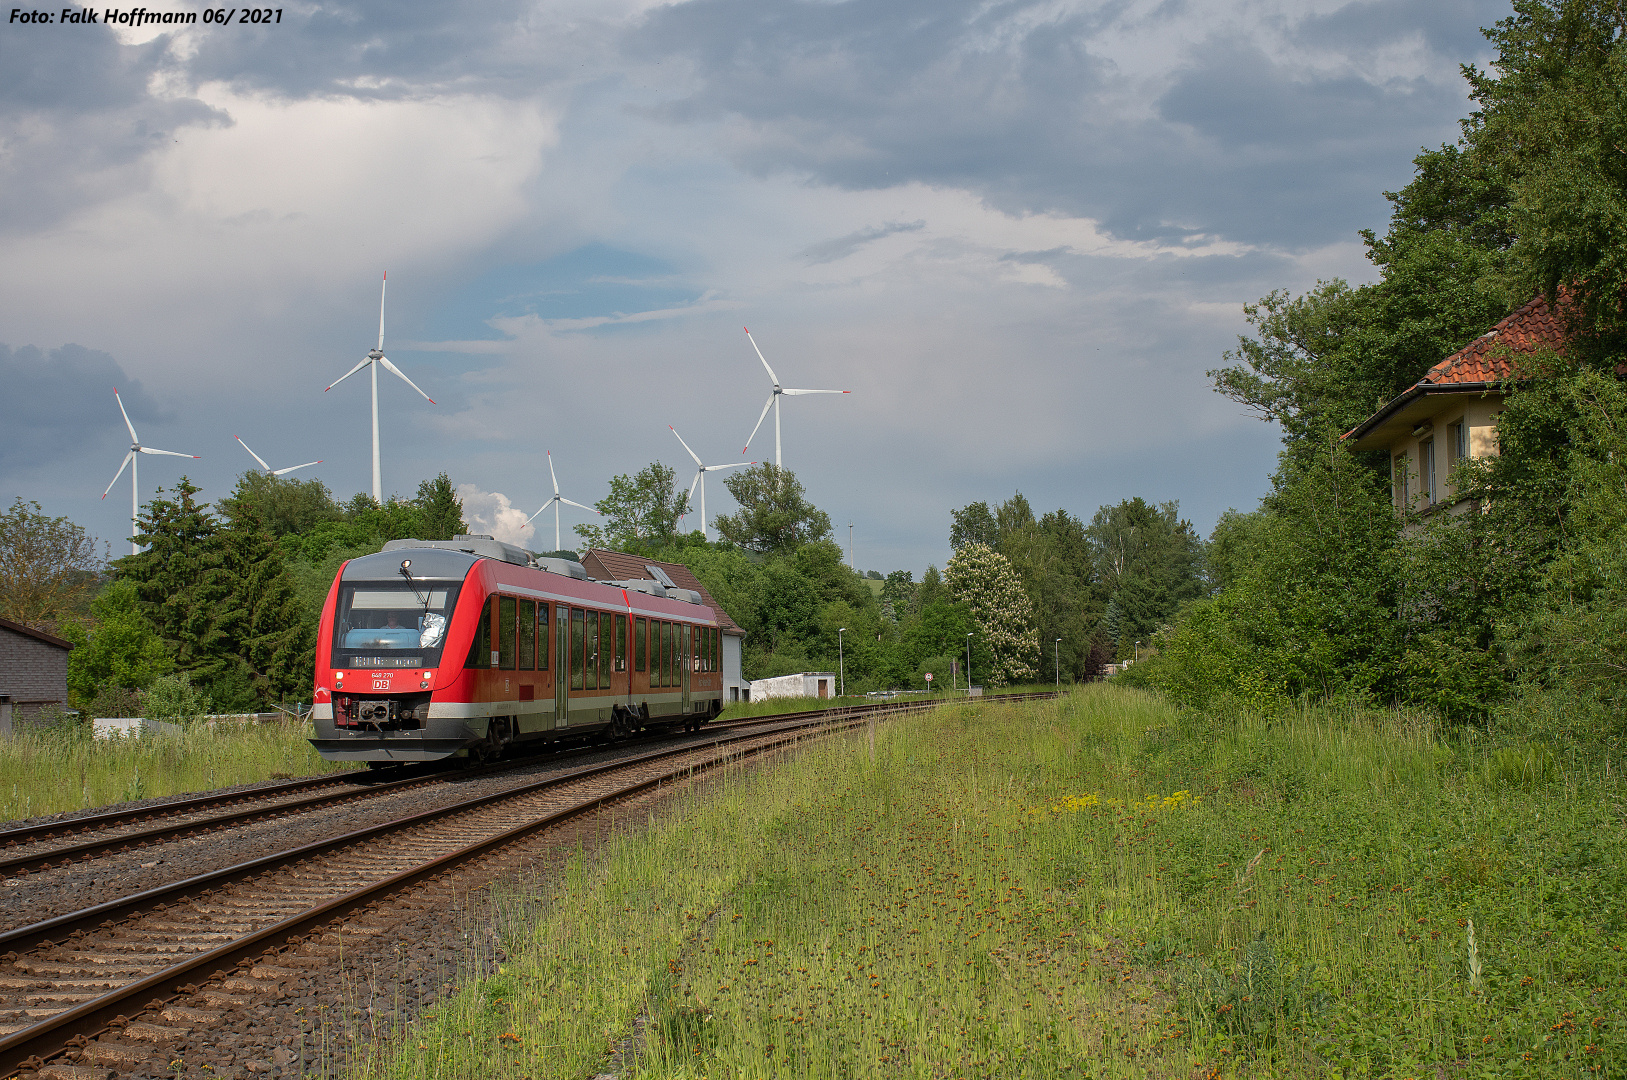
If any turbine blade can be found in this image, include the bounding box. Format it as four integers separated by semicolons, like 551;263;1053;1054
138;447;200;459
744;327;781;387
559;498;599;514
376;355;436;404
325;356;371;392
378;271;387;352
549;452;560;497
271;460;323;476
670;425;703;467
780;388;851;396
743;393;775;453
523;502;551;527
102;450;135;498
688;470;702;504
235;436;272;471
706;461;753;471
114;388;139;443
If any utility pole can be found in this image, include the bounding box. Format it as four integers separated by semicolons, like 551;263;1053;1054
848;522;854;569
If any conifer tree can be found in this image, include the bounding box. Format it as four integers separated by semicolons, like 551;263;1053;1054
119;478;231;693
215;498;313;703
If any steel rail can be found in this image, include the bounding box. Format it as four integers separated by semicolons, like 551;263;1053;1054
0;710;832;875
0;709;884;1075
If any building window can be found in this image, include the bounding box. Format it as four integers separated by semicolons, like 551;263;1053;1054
1421;437;1436;504
1447;419;1467;468
1393;454;1410;509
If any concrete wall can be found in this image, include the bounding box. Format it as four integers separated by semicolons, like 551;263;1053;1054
721;632;747;703
0;623;71;729
749;672;838;701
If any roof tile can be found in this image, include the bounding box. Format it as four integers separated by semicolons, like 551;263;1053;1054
1420;291;1570;387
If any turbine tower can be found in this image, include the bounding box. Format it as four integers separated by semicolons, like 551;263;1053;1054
235;436;322;477
100;388;200;556
741;327;850;468
670;426;751;542
325;272;436;502
524;452;600;552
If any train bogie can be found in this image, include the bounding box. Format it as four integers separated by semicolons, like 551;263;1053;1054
309;537;724;764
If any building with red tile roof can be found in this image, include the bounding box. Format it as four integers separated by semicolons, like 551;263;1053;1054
1347;293;1571;514
578;548;750;702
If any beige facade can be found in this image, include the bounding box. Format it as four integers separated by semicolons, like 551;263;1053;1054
1355;392;1503;515
1344;292;1569;517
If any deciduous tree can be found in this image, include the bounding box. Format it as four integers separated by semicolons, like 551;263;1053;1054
945;542;1038;687
713;464;832;557
0;498;107;632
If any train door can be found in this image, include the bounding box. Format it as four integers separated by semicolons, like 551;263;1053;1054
554;605;569;728
680;624;691;715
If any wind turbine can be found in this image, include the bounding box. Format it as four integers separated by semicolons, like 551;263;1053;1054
100;388;200;556
523;452;600;552
324;272;436;502
741;327;850;468
235;436;322;477
670;426;751;541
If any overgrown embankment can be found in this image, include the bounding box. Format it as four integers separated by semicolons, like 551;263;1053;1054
360;686;1625;1079
0;721;355;822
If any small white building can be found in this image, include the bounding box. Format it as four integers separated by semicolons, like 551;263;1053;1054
749;672;839;701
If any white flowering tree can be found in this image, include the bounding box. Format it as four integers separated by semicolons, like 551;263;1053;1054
946;542;1038;686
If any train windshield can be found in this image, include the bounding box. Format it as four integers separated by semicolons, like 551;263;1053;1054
332;582;462;669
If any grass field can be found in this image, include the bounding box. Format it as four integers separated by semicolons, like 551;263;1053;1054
0;721;357;822
354;685;1625;1078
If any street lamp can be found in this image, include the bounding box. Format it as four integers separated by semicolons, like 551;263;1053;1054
965;632;974;695
1134;639;1141;664
838;627;847;698
1055;638;1062;691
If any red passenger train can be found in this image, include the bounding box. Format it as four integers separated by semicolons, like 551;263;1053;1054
309;536;724;765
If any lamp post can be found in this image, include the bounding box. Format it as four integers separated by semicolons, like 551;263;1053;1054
1134;640;1141;664
1055;638;1062;690
965;632;974;695
838;627;847;698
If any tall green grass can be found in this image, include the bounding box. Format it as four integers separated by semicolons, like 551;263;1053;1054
353;686;1625;1078
0;722;357;822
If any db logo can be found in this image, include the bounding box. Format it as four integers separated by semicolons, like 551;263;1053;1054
372;679;389;690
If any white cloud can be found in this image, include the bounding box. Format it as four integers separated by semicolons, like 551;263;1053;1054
456;484;537;548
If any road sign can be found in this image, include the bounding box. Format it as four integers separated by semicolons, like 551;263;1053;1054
924;672;933;683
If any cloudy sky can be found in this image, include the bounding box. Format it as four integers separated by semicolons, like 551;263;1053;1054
1;0;1510;573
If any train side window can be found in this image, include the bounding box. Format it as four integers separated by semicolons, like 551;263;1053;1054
464;595;494;669
498;596;517;670
599;611;613;685
635;617;647;672
663;621;674;687
615;614;628;672
570;608;585;690
704;625;712;672
517;598;535;671
537;604;550;671
592;608;605;692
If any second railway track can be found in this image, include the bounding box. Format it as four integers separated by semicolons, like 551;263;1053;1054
0;692;1055;1078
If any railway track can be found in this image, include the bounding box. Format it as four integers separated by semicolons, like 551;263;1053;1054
0;692;1054;1077
0;708;828;880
